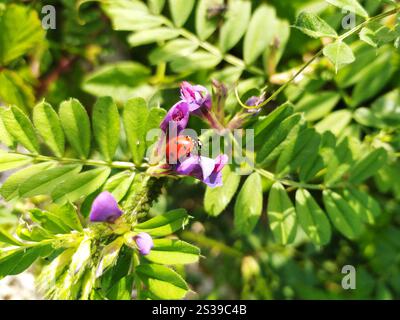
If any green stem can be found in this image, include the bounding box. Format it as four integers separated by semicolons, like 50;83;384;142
176;28;264;76
256;168;326;191
181;231;243;258
8;151;137;170
238;7;400;110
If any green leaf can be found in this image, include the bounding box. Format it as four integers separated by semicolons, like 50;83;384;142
145;239;200;265
256;114;301;166
323;138;353;187
101;0;165;31
69;237;91;277
0;4;45;65
254;102;294;139
267;182;297;245
351;49;395;107
52;167;111;204
325;0;369;18
295;189;331;245
294;91;340;122
263;19;290;73
83;62;151;102
0;245;50;278
170;50;222;73
103;171;135;202
145;107;167;149
342;188;381;225
323;41;355;72
354;89;400;129
92;96;120;161
0;70;35;112
323;190;364;239
49;202;83;232
33;101;65;157
0;228;22;246
123;97;148;165
106;275;134;300
243;4;277;65
276;128;321;177
335;43;379;88
0;151;32;172
348;148;387;184
0;162;54;201
149;39;198;65
19;165;82;198
195;0;223;40
294;12;338;39
299;131;334;182
1;105;40;153
219;0;251;52
135;209;190;237
315;109;353;136
204;166;241;217
128;28;180;47
29;209;70;234
234;172;263;235
0;114;14;148
148;0;166;14
136;264;188;300
59;99;91;159
96;237;124;278
169;0;195;27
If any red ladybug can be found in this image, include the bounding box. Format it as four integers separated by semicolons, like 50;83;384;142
166;135;201;164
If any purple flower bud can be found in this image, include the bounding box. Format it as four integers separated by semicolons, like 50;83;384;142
175;154;228;187
160;101;190;134
246;96;265;114
89;191;123;223
134;232;154;255
180;81;211;115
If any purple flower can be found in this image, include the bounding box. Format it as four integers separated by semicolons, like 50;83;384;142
134;232;154;255
89;191;123;223
176;154;228;187
160;101;190;134
180;81;211;115
245;96;264;114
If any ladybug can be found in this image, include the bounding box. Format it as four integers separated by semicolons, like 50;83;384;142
166;135;201;164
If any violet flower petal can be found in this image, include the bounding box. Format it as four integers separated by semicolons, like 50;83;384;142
199;156;216;180
160;101;190;133
203;170;223;188
175;155;203;179
135;232;154;255
89;191;123;223
175;154;228;188
203;154;228;187
180;81;211;114
213;154;229;173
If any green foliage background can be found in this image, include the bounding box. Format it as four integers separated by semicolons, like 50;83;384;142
0;0;400;299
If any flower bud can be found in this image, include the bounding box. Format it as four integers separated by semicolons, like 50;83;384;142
134;232;154;255
89;191;123;223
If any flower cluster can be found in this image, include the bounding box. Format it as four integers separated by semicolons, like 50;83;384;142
160;81;211;133
89;191;154;255
160;82;228;188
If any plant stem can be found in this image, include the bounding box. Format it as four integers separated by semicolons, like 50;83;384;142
176;28;265;76
8;151;137;170
237;7;400;110
256;168;326;191
181;231;243;258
